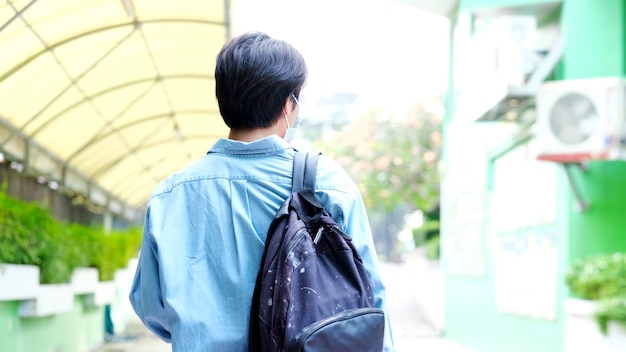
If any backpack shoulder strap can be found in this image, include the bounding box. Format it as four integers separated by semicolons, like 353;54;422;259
292;151;321;192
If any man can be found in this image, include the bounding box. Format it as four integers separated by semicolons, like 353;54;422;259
129;31;394;351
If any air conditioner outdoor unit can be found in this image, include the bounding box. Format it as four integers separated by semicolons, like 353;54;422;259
535;77;626;162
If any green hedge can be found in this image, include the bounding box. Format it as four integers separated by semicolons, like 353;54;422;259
412;220;440;248
424;235;440;261
412;219;440;261
0;189;142;283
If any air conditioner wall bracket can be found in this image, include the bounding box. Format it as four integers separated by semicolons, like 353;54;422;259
562;162;590;212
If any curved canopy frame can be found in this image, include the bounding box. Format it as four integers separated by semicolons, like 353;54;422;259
0;0;231;218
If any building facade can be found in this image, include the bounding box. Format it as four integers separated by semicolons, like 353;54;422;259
441;0;626;351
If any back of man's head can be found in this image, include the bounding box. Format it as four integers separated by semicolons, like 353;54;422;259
215;32;307;130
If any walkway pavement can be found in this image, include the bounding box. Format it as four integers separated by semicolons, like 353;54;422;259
381;256;472;352
95;254;472;352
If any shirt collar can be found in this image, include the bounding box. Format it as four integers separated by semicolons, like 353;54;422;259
208;135;294;155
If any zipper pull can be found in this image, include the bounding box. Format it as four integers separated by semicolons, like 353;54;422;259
313;226;324;244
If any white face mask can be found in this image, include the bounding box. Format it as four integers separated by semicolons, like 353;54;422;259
283;93;301;141
284;114;301;141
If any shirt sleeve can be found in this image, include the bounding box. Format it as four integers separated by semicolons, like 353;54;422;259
129;203;172;343
315;155;395;351
340;185;396;352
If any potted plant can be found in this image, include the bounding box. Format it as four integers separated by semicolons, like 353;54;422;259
565;253;626;301
564;252;626;351
596;296;626;350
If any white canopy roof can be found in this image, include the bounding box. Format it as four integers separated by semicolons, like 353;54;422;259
0;0;230;215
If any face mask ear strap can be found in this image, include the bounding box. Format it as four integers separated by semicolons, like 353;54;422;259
283;113;290;129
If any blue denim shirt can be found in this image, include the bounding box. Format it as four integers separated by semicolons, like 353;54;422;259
129;135;394;351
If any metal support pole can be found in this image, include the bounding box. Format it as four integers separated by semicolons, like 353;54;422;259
562;162;590;212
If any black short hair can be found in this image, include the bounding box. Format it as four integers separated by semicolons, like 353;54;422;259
215;32;307;130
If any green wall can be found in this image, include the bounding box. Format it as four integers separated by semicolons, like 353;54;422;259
442;121;565;352
565;161;626;263
560;0;626;266
445;264;563;352
0;297;104;352
0;301;18;352
562;0;625;80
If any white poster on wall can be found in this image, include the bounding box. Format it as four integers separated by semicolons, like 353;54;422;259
491;140;559;320
441;122;491;276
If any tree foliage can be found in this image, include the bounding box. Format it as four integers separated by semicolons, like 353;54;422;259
314;97;443;214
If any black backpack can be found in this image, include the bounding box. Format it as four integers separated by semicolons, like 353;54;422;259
249;152;385;352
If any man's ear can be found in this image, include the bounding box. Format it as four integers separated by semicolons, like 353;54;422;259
283;96;293;114
285;96;297;112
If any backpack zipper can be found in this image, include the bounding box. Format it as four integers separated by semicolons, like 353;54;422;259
286;224;328;256
285;227;308;257
312;226;324;244
329;224;351;241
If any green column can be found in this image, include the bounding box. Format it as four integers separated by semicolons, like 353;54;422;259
560;0;626;266
562;0;625;79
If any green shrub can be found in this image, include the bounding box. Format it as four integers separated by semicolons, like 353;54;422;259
92;227;142;281
565;252;626;301
412;220;440;248
0;190;69;283
424;235;440;261
565;252;626;334
595;296;626;334
0;189;142;283
66;223;102;269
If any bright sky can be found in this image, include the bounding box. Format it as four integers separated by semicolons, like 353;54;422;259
232;0;450;114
